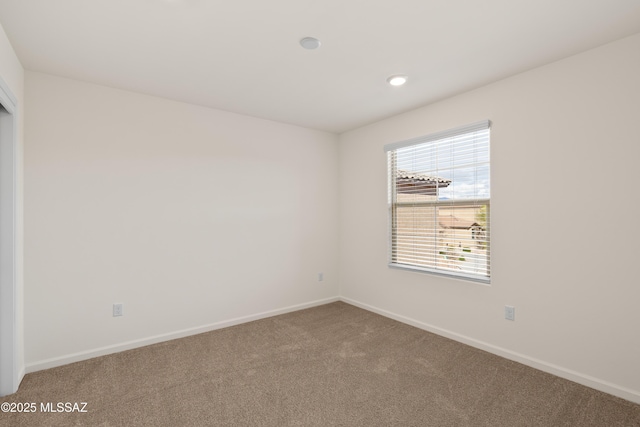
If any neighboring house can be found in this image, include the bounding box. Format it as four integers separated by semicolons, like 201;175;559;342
437;210;487;247
395;169;452;197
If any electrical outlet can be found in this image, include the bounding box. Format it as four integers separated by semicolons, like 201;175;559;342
113;303;123;317
505;305;515;321
318;272;324;282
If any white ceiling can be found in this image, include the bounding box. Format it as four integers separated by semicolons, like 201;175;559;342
1;0;639;133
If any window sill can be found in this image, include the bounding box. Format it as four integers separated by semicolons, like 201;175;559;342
388;263;491;285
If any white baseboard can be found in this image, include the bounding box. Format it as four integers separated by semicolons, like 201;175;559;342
26;296;339;373
340;296;640;405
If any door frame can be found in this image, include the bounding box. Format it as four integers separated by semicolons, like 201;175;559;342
0;75;20;396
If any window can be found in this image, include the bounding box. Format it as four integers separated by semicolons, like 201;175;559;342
384;120;490;283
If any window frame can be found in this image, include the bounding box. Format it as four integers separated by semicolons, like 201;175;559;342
384;120;491;284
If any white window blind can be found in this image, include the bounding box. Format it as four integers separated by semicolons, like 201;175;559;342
384;120;491;283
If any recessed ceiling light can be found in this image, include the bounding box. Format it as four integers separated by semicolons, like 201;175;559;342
387;75;408;86
300;37;321;50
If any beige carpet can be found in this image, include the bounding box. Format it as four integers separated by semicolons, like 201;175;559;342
1;301;639;426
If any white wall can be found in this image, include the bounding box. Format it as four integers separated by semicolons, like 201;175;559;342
0;22;25;394
339;33;640;403
24;72;339;369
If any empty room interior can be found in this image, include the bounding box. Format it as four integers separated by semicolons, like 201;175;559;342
1;0;640;425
